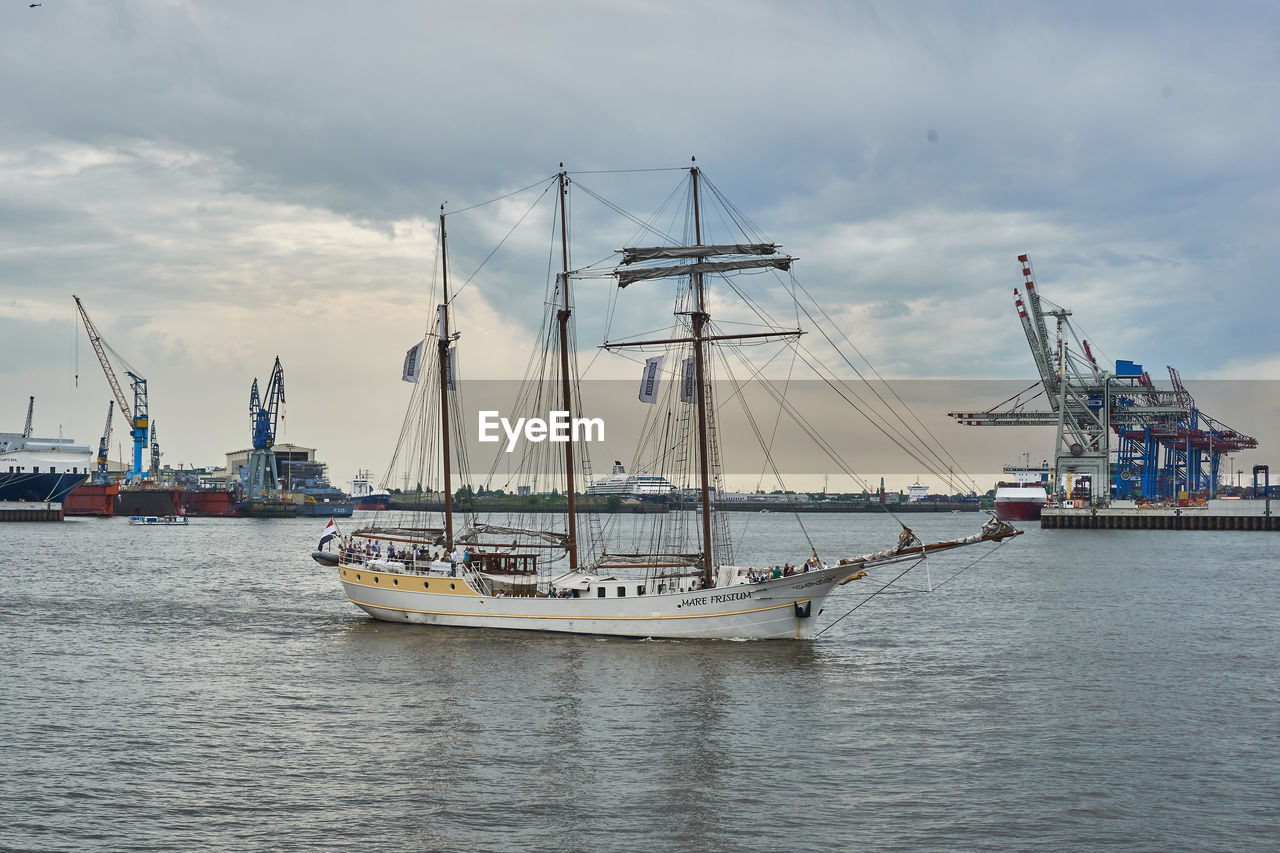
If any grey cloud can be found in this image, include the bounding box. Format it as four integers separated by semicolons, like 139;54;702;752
1;0;1276;482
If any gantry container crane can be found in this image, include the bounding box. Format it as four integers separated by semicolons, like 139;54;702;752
73;296;151;484
950;254;1257;502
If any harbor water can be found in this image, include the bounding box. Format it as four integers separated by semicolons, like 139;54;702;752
1;513;1275;851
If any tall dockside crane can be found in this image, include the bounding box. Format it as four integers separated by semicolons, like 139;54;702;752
73;296;151;483
23;396;34;438
950;254;1257;502
93;401;114;484
243;357;286;500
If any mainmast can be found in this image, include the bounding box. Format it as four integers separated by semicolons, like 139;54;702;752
690;164;715;587
556;168;579;571
438;207;454;549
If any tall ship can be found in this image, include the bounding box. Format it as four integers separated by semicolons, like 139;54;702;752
994;455;1051;521
0;397;92;504
318;165;1020;640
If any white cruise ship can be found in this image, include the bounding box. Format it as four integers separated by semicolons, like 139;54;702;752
585;460;675;497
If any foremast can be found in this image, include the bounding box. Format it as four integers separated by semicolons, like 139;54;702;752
438;207;454;549
556;168;579;571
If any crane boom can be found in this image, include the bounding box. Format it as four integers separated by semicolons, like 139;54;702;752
73;296;133;423
73;295;150;482
23;396;34;438
1018;254;1057;393
244;357;286;500
251;357;285;450
1015;290;1059;411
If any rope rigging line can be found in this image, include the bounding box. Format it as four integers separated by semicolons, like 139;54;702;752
786;275;983;495
442;175;557;217
713;341;817;559
812;557;927;638
928;525;1013;590
450;180;556;303
709;267;970;494
786;284;982;495
814;532;1014;638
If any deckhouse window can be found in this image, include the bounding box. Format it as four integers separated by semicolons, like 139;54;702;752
617;587;626;597
596;587;606;598
636;586;645;596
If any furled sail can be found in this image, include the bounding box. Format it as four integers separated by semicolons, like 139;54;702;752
619;244;779;264
597;552;705;567
354;525;446;544
616;257;792;287
462;523;571;547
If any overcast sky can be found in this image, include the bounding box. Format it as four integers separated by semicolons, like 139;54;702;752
3;1;1277;490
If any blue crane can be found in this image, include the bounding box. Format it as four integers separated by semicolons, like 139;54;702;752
249;356;285;451
243;357;286;499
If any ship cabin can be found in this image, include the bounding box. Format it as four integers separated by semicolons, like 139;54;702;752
470;551;539;576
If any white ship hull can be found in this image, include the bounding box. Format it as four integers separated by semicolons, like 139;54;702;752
338;564;858;640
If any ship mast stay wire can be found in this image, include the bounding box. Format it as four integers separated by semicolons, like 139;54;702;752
650;165;983;495
448;178;556;305
442;174;557;218
577;167;972;513
783;279;983;495
813;557;927;639
716;264;983;495
670;172;983;496
383;226;445;495
713;342;819;560
813;534;1013;639
719;274;975;496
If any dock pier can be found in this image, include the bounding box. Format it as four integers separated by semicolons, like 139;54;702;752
1043;501;1275;531
0;502;65;522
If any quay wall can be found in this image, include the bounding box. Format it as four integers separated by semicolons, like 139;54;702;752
1043;506;1276;531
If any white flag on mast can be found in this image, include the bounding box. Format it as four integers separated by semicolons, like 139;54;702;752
638;355;664;404
402;341;425;383
679;356;696;403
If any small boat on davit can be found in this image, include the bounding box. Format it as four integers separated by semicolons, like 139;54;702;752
321;164;1020;639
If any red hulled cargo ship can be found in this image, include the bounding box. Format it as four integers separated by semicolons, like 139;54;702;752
994;456;1051;521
